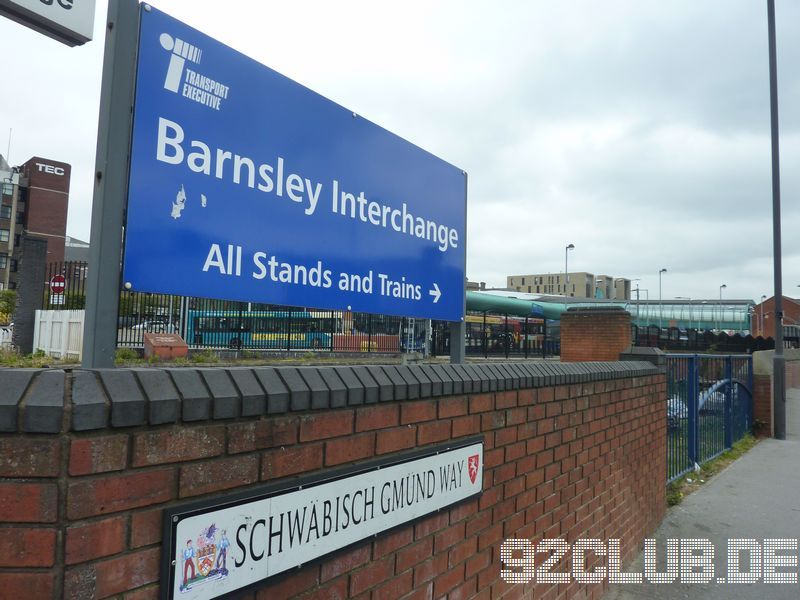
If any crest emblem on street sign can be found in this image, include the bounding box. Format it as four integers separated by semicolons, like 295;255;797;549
468;454;480;485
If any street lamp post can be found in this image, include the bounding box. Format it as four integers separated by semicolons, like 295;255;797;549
761;294;767;336
658;268;667;329
564;244;574;296
718;284;727;330
675;297;692;329
631;278;641;321
768;0;786;438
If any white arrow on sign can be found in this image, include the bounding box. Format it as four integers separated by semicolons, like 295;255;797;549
429;283;441;303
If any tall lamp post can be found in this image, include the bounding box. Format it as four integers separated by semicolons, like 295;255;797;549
768;0;785;439
630;278;641;322
760;294;767;336
718;284;727;330
675;297;692;330
564;244;574;296
658;268;667;329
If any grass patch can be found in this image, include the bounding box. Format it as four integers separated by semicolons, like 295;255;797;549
0;348;65;368
191;349;218;363
115;347;141;364
667;434;759;506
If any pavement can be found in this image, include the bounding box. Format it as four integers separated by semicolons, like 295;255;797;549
604;388;800;599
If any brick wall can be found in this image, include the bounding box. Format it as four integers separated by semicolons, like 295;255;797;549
561;308;632;362
0;362;665;599
11;235;47;353
752;350;800;437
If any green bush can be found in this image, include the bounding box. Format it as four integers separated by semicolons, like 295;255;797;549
0;290;16;324
115;347;140;363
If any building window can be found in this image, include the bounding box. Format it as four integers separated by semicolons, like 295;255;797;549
16;211;23;225
10;259;17;272
1;182;12;196
0;254;6;269
8;281;16;290
521;277;525;285
0;229;8;243
0;206;10;219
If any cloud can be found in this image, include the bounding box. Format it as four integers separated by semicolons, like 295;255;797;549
2;0;800;303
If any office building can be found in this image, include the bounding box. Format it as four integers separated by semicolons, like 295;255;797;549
0;154;71;290
507;272;631;300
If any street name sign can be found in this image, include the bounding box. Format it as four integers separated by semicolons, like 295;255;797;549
0;0;95;46
162;439;483;600
123;5;466;321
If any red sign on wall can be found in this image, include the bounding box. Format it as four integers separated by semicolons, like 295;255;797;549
50;274;66;294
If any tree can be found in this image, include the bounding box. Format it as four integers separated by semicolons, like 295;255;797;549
0;290;16;324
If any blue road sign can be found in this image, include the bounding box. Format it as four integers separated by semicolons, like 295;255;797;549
123;5;466;321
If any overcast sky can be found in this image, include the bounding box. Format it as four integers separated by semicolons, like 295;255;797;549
2;0;799;303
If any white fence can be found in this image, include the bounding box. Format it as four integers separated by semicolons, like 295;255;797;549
0;324;12;349
34;310;85;361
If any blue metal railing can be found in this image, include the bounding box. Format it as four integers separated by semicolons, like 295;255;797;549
666;354;753;483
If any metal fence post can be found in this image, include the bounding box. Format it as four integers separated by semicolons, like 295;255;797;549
524;317;529;359
286;309;292;352
687;355;699;466
724;355;733;448
482;312;487;359
504;313;509;359
329;310;335;352
747;355;754;433
542;321;547;359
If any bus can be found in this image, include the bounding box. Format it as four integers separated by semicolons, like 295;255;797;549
186;310;333;350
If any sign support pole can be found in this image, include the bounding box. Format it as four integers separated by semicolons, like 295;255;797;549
450;173;468;364
82;0;140;368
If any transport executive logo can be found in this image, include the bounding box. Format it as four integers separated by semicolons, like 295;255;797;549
159;31;230;110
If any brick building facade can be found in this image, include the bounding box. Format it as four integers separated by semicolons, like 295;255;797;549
0;154;71;290
752;296;800;339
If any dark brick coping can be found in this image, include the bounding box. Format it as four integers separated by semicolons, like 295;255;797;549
0;361;659;433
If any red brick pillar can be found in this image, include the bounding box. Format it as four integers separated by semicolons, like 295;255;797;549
752;350;800;437
560;307;632;362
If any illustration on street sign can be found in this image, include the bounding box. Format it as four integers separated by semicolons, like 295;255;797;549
123;5;466;321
